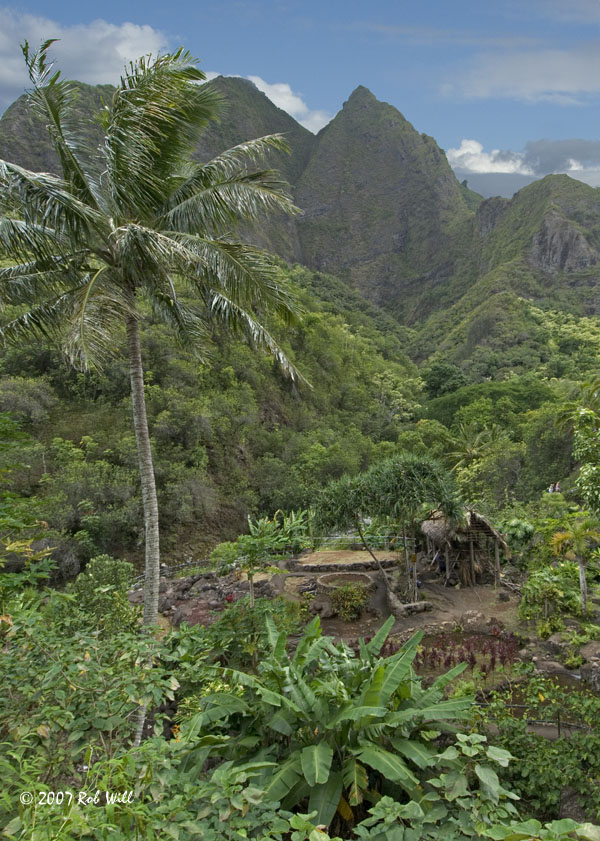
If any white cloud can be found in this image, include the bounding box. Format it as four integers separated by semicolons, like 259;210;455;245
247;75;331;132
0;9;169;110
448;137;600;190
447;44;600;104
446;139;533;175
0;12;330;135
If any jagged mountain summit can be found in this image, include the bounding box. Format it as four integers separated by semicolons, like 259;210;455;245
2;75;600;363
294;85;472;319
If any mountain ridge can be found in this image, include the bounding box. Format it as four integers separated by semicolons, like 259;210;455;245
2;76;600;374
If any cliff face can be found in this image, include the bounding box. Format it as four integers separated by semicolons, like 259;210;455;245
529;211;599;273
294;86;471;319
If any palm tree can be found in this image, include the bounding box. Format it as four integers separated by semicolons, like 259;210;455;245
0;41;301;627
551;517;600;613
444;421;507;471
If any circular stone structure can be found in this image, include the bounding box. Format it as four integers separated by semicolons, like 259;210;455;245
316;571;375;594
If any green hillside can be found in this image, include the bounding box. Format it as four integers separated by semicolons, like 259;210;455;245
0;263;421;565
3;72;600;550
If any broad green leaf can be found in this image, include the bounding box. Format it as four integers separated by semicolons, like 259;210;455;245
486;819;542;840
185;695;247;738
269;711;294;736
356;745;419;790
327;705;387;727
285;666;316;714
342;757;368;806
366;616;395;655
390;738;435;769
262;754;302;802
3;816;22;836
308;771;343;827
359;637;370;662
281;776;311;811
443;770;469;800
292;616;322;665
398;801;425;820
437;746;459;761
428;662;468;692
360;665;385;707
265;614;286;660
379;632;423;706
409;697;472;721
486;745;513;767
301;743;333;787
547;820;581;837
256;686;284;707
475;764;500;801
577;824;600;841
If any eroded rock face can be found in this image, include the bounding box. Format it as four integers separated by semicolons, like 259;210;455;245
476;196;509;237
580;640;600;661
309;597;335;620
529;212;598;273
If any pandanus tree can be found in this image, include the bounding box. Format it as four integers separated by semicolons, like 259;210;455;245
0;42;301;627
365;453;461;600
316;453;460;599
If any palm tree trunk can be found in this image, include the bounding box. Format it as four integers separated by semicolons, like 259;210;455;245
127;313;161;748
127;313;161;626
578;557;588;614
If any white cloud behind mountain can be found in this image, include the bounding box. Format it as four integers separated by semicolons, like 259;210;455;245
447;140;533;175
247;75;331;133
448;137;600;197
0;9;331;133
0;9;168;109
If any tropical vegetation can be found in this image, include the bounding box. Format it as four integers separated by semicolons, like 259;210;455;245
2;34;600;841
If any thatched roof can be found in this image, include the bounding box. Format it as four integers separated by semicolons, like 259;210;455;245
421;509;511;559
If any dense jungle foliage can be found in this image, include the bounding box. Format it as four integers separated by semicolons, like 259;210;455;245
2;257;600;573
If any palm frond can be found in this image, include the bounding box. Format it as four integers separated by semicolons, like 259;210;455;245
63;272;135;368
0;215;70;265
208;290;306;383
103;49;222;217
170;233;302;325
160;169;298;235
0;256;81;305
0;161;105;246
112;223;202;287
146;281;211;353
21;40;104;210
161;135;297;232
0;285;85;346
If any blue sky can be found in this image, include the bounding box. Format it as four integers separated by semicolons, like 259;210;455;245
1;0;600;195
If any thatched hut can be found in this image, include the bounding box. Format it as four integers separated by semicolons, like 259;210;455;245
421;509;510;587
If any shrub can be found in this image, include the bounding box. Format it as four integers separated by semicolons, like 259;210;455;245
52;554;139;635
519;562;582;622
330;582;369;621
197;596;303;669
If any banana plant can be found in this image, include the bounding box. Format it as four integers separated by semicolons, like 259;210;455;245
180;616;472;829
